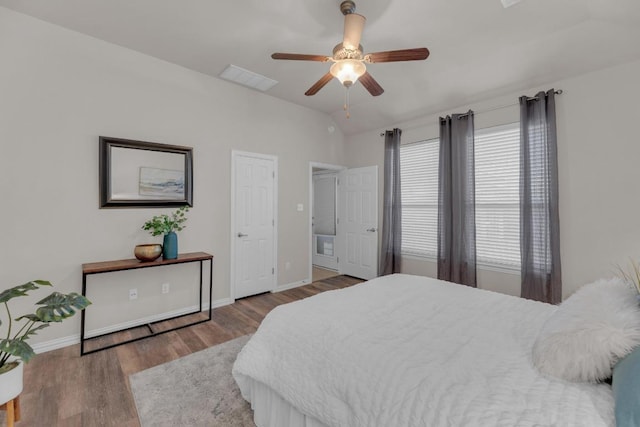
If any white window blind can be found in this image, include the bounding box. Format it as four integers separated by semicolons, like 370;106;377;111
400;138;439;257
399;123;521;270
475;123;520;268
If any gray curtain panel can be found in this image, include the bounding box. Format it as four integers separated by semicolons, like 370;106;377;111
380;128;402;275
437;112;477;286
520;89;562;304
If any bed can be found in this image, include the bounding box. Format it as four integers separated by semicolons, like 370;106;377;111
232;274;632;427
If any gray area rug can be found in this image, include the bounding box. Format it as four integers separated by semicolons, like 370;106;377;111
130;335;255;427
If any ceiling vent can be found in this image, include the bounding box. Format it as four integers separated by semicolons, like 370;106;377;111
219;64;278;92
501;0;523;7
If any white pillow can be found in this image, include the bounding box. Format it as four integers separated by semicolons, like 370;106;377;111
532;277;640;382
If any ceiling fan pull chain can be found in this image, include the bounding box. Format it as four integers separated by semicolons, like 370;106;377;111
344;87;351;119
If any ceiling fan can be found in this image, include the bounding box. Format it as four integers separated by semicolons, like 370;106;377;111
271;0;429;115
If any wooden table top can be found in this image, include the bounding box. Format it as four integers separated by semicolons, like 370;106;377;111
82;252;213;274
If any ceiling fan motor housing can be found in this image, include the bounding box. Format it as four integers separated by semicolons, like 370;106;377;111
332;43;363;60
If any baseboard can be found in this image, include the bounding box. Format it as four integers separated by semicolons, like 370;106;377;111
32;335;80;355
84;305;203;338
30;297;234;355
273;278;311;293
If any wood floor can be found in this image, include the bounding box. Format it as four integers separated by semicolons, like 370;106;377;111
312;266;339;282
6;275;362;427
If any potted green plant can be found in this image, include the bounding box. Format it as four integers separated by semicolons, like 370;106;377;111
142;206;189;260
0;280;91;404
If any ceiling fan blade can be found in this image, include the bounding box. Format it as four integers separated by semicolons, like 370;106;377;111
305;72;334;96
271;53;331;62
343;13;366;50
359;71;384;96
365;48;430;63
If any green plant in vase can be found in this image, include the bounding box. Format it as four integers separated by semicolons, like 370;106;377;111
142;205;189;260
0;280;91;403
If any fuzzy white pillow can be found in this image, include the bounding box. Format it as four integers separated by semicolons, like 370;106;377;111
532;277;640;382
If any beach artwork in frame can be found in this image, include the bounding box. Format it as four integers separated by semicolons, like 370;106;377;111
139;167;185;198
99;136;193;208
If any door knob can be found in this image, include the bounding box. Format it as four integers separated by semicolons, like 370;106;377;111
366;228;377;232
237;232;248;238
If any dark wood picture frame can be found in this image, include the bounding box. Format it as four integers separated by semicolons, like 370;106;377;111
99;136;193;208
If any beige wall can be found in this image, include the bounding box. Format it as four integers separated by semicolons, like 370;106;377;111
345;58;640;299
0;7;344;345
3;4;640;349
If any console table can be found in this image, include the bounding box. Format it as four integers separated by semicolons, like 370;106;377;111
81;252;213;356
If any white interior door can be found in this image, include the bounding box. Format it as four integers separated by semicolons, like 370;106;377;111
338;166;378;280
232;152;276;299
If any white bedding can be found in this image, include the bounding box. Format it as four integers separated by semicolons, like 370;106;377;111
233;274;614;427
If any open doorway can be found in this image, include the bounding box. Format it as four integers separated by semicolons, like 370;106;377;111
309;162;343;283
308;162;379;283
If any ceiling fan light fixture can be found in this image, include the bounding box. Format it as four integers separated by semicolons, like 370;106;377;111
330;59;366;87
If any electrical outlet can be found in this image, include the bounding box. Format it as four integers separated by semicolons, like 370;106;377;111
162;283;170;294
129;288;138;300
285;261;291;271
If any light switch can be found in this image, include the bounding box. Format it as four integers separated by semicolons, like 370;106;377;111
297;203;304;212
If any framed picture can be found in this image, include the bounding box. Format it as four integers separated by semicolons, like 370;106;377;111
99;136;193;208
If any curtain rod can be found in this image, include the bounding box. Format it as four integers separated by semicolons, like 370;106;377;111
379;89;563;136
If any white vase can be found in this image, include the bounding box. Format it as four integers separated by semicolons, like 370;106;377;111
0;361;23;404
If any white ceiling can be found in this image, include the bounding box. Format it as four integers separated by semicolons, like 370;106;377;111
2;0;640;135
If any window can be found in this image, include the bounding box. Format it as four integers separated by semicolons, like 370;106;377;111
475;123;520;268
399;123;521;270
400;138;439;258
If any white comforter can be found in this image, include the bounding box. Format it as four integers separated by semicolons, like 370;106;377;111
233;274;614;427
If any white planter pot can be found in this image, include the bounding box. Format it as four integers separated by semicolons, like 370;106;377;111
0;361;23;404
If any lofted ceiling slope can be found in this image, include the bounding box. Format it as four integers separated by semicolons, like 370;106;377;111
1;0;640;135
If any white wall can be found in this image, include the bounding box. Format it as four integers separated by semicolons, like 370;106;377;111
345;58;640;299
0;7;345;347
